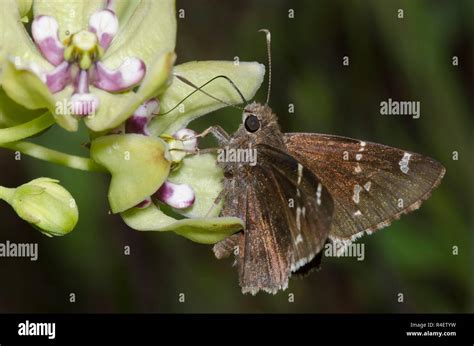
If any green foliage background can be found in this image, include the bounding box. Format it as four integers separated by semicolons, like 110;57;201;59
0;0;472;313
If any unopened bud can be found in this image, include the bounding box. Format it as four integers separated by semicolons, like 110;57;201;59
0;178;78;236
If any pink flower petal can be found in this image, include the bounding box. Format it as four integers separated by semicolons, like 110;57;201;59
74;69;89;94
125;98;159;135
89;9;119;50
45;61;71;93
154;181;195;209
92;58;146;92
32;16;65;66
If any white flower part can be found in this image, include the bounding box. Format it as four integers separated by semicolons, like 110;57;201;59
32;16;59;42
72;30;98;51
71;93;100;117
10;56;47;82
31;15;64;66
120;57;146;85
134;98;159;118
155;181;195;209
89;9;119;49
173;129;198;152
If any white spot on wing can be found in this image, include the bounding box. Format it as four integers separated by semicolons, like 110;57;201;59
364;181;372;191
359;141;366;152
354;210;362;216
356;153;362;161
295;234;303;245
354;163;362;174
399;152;412;174
296;207;302;231
297;163;303;185
316;183;322;205
352;184;362;204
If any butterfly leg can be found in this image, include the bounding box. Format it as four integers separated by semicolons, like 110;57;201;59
204;187;227;218
168;147;199;156
213;233;242;259
193;147;219;155
197;125;231;146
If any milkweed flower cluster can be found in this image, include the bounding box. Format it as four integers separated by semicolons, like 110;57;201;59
0;0;264;241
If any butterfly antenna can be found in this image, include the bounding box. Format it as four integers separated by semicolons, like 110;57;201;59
157;75;247;116
259;29;272;105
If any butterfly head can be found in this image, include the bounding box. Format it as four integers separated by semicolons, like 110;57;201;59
242;102;278;134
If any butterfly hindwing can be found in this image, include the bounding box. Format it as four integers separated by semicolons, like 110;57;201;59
283;133;445;250
214;144;333;294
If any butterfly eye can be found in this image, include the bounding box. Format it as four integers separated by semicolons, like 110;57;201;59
244;114;261;133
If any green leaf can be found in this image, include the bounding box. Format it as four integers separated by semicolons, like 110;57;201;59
149;60;265;135
90;134;171;213
121;203;243;244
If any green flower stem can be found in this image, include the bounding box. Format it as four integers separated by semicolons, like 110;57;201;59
0;186;15;204
0;112;55;145
1;141;107;173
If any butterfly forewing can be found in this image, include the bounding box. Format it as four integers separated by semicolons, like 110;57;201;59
258;145;334;272
214;144;333;294
283;133;445;250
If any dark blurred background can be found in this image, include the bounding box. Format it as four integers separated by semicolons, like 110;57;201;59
0;0;472;313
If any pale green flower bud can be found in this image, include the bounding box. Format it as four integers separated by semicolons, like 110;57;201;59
0;178;78;236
